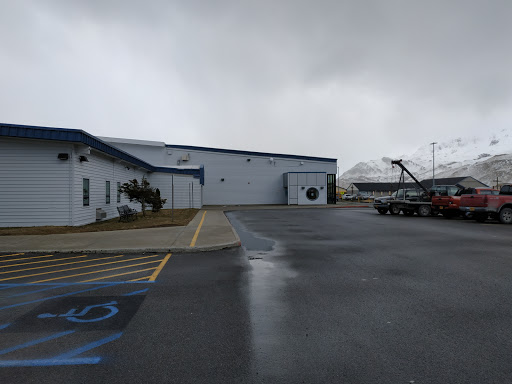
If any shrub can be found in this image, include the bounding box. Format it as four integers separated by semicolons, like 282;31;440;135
119;177;167;216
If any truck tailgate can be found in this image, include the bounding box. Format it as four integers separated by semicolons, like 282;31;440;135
459;195;487;207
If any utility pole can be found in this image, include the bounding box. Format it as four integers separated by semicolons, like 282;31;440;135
430;142;437;187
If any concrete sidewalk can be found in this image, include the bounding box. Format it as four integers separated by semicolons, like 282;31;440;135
0;203;370;254
0;210;241;254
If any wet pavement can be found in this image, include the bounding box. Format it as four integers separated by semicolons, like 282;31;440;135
2;208;512;383
227;208;512;383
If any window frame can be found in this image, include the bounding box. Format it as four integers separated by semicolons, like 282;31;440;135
83;178;90;207
106;181;111;204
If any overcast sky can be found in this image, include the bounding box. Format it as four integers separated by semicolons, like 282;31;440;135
1;0;511;172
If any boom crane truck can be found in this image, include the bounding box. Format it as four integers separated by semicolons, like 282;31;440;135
386;160;434;217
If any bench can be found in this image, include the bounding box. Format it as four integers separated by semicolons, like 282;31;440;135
117;205;138;222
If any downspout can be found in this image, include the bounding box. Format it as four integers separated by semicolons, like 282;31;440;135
69;145;74;226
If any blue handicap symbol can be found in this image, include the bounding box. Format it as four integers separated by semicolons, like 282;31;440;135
37;301;119;323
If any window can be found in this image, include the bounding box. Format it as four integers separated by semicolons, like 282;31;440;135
117;182;121;203
448;186;459;196
83;179;90;206
106;181;111;204
501;185;512;195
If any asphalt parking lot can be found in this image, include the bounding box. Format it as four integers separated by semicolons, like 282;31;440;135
1;208;512;383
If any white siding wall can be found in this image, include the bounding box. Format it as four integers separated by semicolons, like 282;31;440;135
101;141;338;205
0;138;72;227
148;173;202;209
167;149;337;205
71;147;148;226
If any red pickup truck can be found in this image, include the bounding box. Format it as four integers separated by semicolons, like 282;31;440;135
432;187;499;218
459;185;512;223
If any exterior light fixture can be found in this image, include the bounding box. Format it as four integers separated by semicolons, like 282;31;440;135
247;158;251;162
57;153;69;160
79;155;89;162
221;178;225;182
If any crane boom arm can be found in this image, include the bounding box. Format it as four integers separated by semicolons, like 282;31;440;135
391;159;429;194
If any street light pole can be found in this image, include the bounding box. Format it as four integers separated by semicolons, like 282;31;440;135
430;142;437;187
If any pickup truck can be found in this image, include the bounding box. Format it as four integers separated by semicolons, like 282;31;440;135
374;191;398;214
432;187;499;218
459;185;512;223
373;188;425;215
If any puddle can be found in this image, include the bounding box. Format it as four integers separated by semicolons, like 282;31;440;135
226;213;276;255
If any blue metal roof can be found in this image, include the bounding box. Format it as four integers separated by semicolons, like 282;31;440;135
0;123;203;181
165;144;337;163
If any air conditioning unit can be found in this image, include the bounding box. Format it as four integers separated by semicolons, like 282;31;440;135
96;208;107;221
181;154;190;161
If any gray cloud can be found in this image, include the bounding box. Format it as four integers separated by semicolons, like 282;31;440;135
1;0;512;171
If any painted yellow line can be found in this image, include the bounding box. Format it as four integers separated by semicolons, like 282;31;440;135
0;254;54;263
149;253;171;281
0;254;160;282
31;260;163;283
80;267;157;282
130;276;152;282
0;253;25;258
0;255;88;269
0;255;124;275
190;211;207;247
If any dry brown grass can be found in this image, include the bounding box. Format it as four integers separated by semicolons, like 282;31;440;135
0;208;199;236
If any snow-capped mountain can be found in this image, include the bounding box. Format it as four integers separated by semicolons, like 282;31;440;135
339;128;512;188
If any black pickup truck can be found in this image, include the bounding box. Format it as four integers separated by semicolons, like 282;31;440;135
373;188;423;215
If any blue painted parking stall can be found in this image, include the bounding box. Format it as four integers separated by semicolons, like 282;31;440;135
0;252;171;368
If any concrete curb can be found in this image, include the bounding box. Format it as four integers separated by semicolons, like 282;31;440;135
225;212;242;247
4;241;242;255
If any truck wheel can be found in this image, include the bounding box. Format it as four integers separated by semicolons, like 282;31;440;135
474;213;487;223
417;205;431;217
403;209;415;216
499;208;512;224
377;208;388;215
389;204;400;215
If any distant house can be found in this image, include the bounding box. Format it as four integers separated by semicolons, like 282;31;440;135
345;182;417;197
346;176;489;197
419;177;488;189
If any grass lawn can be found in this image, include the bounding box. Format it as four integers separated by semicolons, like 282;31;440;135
0;208;199;236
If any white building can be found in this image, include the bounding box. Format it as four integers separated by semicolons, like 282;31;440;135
100;137;338;206
0;123;337;227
